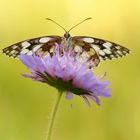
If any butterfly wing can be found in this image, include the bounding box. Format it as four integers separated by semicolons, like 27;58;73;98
2;36;62;58
72;36;130;62
71;36;100;67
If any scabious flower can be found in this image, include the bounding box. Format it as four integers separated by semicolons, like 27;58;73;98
19;44;111;106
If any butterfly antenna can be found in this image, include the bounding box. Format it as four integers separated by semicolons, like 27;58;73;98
68;17;92;33
46;18;67;32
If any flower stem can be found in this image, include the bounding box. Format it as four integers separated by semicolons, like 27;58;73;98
46;91;63;140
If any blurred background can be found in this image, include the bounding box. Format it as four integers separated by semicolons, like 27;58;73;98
0;0;139;140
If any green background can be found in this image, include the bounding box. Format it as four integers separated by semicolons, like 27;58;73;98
0;0;139;140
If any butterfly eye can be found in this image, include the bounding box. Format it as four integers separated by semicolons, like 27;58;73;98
64;32;70;39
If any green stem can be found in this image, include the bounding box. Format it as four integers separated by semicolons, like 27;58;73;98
46;91;63;140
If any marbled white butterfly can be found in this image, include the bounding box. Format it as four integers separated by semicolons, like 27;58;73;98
2;18;130;67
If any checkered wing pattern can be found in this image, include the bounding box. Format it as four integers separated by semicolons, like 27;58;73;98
72;36;130;61
2;36;62;58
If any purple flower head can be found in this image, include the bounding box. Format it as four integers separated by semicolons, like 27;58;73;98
19;44;111;106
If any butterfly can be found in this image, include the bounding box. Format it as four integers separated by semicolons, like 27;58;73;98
2;18;130;67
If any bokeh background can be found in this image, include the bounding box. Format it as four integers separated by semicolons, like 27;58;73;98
0;0;139;140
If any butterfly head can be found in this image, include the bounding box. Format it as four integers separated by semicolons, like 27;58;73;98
64;32;71;40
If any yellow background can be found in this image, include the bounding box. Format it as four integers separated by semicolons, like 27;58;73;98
0;0;139;140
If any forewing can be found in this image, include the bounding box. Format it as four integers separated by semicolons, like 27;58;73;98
72;36;130;61
3;36;62;58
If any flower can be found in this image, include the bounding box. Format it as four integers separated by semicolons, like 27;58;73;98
19;45;111;106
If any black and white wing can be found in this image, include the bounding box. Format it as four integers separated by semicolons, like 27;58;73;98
2;36;62;58
72;36;130;62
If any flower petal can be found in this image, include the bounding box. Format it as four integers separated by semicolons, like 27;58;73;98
21;73;32;78
82;96;91;106
66;92;73;100
90;95;101;106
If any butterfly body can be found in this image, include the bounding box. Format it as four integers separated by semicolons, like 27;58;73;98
62;32;73;49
